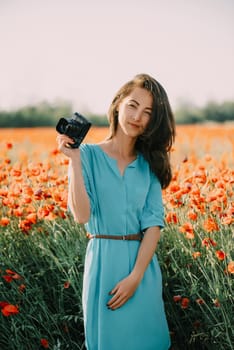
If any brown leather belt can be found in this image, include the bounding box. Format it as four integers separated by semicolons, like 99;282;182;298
86;232;142;241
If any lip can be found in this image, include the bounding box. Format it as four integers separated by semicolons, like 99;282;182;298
128;122;140;128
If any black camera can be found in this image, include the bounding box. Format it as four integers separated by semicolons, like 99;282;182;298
56;112;92;148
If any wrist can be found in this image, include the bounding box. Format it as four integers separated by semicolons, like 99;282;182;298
130;270;144;284
69;150;81;163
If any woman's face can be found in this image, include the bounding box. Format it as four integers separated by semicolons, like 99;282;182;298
117;87;153;138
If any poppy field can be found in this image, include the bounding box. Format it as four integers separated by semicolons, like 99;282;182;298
0;124;233;349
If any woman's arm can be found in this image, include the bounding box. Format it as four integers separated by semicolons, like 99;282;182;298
107;226;160;310
131;226;160;280
68;154;90;223
57;134;90;223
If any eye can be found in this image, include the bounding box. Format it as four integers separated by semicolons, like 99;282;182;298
128;102;137;108
144;110;152;117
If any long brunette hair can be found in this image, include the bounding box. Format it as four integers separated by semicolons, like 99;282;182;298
107;73;176;189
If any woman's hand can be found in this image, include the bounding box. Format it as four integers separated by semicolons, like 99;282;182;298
107;273;141;310
56;134;79;158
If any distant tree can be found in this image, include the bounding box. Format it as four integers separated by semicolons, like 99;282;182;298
87;114;108;126
0;100;72;127
174;102;204;124
175;100;234;124
203;101;234;122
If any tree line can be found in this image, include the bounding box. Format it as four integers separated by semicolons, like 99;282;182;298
0;99;233;127
175;100;234;124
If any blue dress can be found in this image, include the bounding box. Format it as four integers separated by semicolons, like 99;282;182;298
79;144;171;350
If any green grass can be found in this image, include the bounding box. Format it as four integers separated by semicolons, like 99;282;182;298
0;216;233;350
158;223;234;350
0;218;86;350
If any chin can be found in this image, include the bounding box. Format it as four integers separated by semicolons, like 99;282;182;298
126;126;143;136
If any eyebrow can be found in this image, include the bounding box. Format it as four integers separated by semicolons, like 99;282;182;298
129;99;152;111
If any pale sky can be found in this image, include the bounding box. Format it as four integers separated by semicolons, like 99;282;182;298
0;0;234;114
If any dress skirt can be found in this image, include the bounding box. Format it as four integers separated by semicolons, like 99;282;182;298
82;239;171;350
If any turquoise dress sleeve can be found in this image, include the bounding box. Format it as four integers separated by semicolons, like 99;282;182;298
140;172;165;231
79;144;97;213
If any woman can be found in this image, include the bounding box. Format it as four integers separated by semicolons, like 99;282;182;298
57;73;175;350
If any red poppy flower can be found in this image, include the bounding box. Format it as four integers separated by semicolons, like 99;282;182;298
63;281;70;289
18;284;26;293
1;304;19;316
0;301;9;309
173;295;182;303
13;208;24;217
11;168;22;177
215;250;226;261
6;142;13;149
18;219;32;232
187;210;198;221
221;216;233;225
23;185;34;196
51;148;60;156
202;237;217;248
192;251;201;259
26;213;37;224
181;297;190;309
166;212;178;224
179;222;194;234
0;217;10;226
169;183;180;193
4;158;11;164
203;217;219;232
227;261;234;274
3;275;13;283
5;269;22;280
40;338;49;348
60;158;69;165
0;189;8;197
179;222;194;239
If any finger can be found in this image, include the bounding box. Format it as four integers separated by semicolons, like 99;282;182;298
107;289;127;307
108;294;122;308
107;293;120;306
57;140;68;151
56;134;74;144
109;285;119;295
109;296;128;310
58;138;74;151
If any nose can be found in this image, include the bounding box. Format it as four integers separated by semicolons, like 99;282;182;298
132;111;141;121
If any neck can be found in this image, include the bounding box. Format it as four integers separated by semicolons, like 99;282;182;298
109;133;136;157
112;142;136;158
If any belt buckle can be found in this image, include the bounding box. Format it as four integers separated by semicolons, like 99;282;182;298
122;235;126;240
